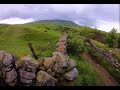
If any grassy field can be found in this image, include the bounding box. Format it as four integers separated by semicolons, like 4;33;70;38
0;24;62;58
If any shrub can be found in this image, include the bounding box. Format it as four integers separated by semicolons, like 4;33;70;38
106;28;119;48
67;33;87;56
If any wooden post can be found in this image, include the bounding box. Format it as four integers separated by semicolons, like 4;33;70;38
28;43;38;60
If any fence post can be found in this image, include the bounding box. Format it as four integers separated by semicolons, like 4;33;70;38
28;43;38;60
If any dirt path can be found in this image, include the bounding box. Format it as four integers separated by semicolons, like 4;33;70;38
83;52;119;86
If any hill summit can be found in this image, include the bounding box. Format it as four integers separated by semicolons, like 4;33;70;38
30;19;79;27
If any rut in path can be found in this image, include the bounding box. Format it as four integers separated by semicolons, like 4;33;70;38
83;52;119;86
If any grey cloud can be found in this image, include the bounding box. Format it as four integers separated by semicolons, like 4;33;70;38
0;4;119;30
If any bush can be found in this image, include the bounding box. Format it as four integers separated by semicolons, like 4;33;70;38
67;32;87;56
106;28;119;48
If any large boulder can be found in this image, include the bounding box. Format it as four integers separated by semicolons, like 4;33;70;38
15;55;39;70
64;68;78;81
36;70;57;86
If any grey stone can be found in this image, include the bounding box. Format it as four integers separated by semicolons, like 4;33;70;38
2;54;14;66
36;70;57;86
20;77;33;84
67;59;76;71
43;57;55;70
5;68;17;83
64;68;78;81
53;52;68;68
20;55;39;70
19;69;35;80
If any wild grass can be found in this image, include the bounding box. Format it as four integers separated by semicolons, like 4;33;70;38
67;53;105;86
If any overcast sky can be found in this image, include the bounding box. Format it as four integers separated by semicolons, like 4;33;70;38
0;4;119;32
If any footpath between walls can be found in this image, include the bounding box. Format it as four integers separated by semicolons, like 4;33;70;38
89;39;120;69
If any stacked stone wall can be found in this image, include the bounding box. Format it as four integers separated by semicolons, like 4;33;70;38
0;35;78;86
89;39;120;69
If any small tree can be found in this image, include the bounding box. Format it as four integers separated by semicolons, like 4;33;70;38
106;28;119;48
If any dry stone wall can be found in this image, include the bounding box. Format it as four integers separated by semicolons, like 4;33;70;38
0;34;78;86
0;51;18;86
89;39;120;69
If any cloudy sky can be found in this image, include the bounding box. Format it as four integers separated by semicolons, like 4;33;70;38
0;4;119;32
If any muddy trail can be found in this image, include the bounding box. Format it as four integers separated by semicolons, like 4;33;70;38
83;52;119;86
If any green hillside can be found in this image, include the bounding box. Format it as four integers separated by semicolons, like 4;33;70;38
0;23;62;58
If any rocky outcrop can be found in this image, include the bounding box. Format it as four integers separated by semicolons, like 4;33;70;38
89;39;120;69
